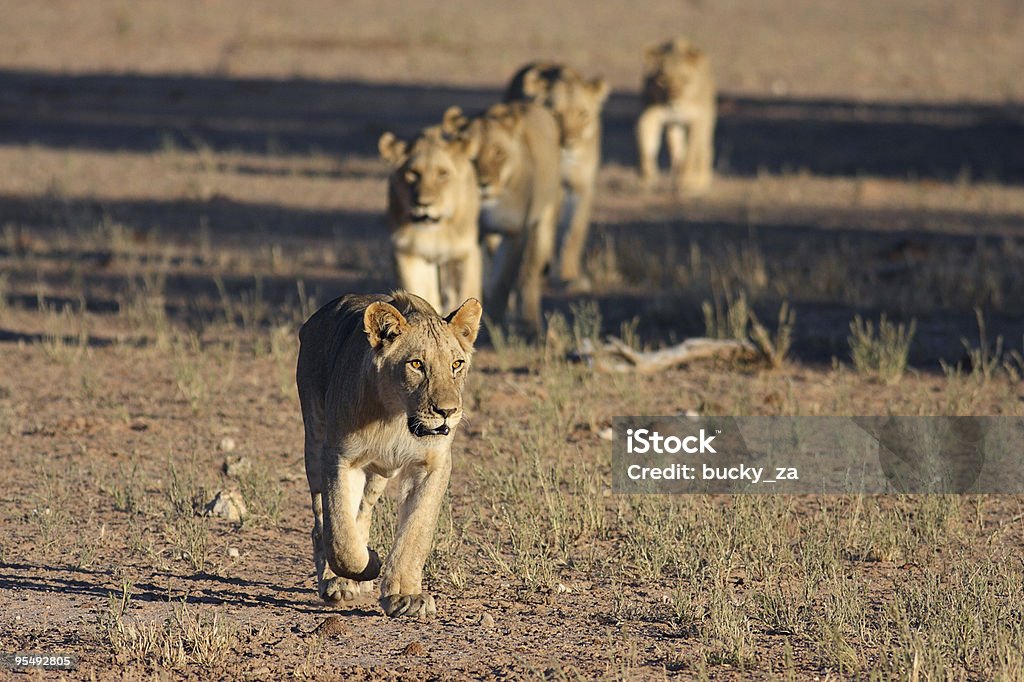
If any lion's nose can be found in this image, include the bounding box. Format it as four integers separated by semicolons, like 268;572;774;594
432;405;457;419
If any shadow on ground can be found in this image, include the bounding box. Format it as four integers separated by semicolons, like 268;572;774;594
2;69;1022;183
0;562;330;615
4;189;1022;367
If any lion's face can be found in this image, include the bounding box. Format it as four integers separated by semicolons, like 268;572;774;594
364;297;482;439
644;41;706;102
379;129;478;226
468;106;525;204
547;77;609;148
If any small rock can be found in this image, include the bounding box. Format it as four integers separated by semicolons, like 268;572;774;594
313;616;348;638
402;641;426;656
218;437;237;453
204;489;247;522
480;612;495;628
227;547;240;558
555;583;569;594
597;427;614;441
223;455;252;478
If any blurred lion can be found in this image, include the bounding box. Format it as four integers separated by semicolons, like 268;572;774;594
504;62;610;290
379;127;482;315
443;102;562;337
636;39;716;195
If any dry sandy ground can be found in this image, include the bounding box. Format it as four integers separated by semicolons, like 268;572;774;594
1;1;1024;679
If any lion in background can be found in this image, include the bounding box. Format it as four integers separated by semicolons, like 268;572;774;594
505;62;610;291
443;102;563;337
636;39;717;195
379;127;482;315
296;291;482;618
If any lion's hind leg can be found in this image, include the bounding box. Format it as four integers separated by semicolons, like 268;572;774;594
300;396;345;603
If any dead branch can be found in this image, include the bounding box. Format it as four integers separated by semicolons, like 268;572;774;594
574;336;757;373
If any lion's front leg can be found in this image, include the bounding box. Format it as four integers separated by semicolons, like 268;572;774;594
555;153;597;290
666;122;688;189
394;251;442;314
315;469;390;602
487;231;526;327
518;204;559;339
343;471;390;598
636;106;665;186
679;112;714;197
442;247;483;316
379;452;452;618
321;458;382;590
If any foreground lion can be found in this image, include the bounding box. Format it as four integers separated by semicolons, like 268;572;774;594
379;127;482;315
636;39;716;195
504;62;609;290
296;291;482;617
443;102;562;337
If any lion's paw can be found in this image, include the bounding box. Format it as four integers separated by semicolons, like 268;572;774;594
380;593;436;618
319;576;344;603
320;577;375;603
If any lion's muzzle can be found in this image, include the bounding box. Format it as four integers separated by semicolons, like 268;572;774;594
408;416;451;437
408;206;442;224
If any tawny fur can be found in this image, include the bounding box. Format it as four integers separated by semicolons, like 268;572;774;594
444;102;563;337
636;38;717;195
296;291;481;618
504;62;609;290
379;128;483;316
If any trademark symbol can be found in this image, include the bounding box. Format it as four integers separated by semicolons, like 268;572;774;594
715;429;722;435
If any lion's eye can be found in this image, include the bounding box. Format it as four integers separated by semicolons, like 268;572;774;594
408;359;423;370
436;168;449;181
452;360;464;371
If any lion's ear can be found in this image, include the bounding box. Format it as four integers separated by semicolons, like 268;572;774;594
521;68;546;99
442;106;468;135
644;45;664;71
588;77;610;104
490;103;523;133
378;132;407;165
672;37;692;53
684;46;704;63
451;122;481;160
364;301;408;349
445;298;482;351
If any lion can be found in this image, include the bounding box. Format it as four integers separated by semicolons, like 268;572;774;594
504;62;610;290
442;102;562;337
296;291;482;618
378;127;482;315
636;39;716;195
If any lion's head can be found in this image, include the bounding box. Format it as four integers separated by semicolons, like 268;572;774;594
643;39;707;103
444;103;527;204
362;292;482;438
518;64;609;148
379;127;479;227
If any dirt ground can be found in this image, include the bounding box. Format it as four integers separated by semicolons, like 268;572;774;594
2;1;1024;679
